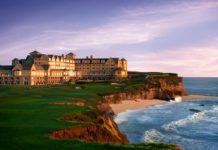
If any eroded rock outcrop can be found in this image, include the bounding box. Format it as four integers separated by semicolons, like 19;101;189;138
49;74;186;146
103;76;187;103
50;114;128;144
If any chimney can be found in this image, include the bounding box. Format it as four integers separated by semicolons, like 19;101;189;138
90;55;93;59
86;56;89;59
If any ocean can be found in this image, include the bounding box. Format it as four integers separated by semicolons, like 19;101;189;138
115;77;218;150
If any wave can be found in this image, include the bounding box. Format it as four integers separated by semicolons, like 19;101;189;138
144;129;218;150
114;109;140;124
144;129;164;142
144;128;197;143
136;115;153;123
114;112;129;124
114;116;127;124
163;106;218;131
212;105;218;111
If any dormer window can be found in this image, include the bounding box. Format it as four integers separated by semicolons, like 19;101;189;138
14;70;21;76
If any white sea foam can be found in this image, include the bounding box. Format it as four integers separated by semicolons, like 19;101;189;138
114;112;130;124
144;129;186;143
212;105;218;111
163;106;218;131
114;116;127;124
114;110;138;124
136;115;153;123
143;129;214;150
163;112;206;130
174;96;182;102
144;129;163;142
202;106;218;123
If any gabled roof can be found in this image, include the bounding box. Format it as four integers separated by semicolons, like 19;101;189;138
19;59;26;64
12;64;23;71
22;64;32;70
67;52;75;55
75;58;120;64
111;58;119;64
12;64;49;71
34;65;49;70
29;51;42;56
12;58;19;61
12;63;33;71
48;55;62;60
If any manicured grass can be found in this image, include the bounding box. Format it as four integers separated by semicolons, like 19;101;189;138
0;82;178;150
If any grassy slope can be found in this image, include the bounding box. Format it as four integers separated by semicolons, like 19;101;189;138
0;82;178;150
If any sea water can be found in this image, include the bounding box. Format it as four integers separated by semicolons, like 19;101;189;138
115;78;218;150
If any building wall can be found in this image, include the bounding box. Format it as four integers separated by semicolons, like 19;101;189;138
48;57;75;70
0;52;127;85
75;57;128;79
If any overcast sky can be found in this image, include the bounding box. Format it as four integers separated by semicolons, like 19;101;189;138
0;0;218;77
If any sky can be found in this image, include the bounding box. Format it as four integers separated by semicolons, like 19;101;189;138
0;0;218;77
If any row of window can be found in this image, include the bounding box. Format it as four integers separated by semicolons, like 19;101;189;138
0;77;28;80
48;59;74;63
76;65;116;67
77;68;116;71
76;61;107;64
35;58;74;63
0;81;20;85
33;77;64;80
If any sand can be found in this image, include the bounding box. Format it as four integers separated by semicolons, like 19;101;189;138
109;99;168;114
181;95;216;101
109;95;217;114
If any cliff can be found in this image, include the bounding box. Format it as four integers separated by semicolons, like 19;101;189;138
49;72;185;149
50;113;128;144
103;74;187;103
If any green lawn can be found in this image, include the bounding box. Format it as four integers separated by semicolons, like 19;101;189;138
0;83;178;150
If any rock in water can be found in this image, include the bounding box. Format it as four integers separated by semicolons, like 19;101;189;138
189;109;201;113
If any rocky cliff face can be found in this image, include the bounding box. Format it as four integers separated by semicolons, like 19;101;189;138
103;76;187;103
49;74;186;146
50;114;128;144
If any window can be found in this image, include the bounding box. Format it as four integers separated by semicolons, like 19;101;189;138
24;81;29;85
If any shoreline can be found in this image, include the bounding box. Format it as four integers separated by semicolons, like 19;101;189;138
109;95;217;115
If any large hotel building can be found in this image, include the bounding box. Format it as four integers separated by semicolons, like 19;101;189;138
0;51;128;85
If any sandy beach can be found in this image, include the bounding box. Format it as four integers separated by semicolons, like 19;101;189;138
110;99;167;114
182;95;216;101
109;95;217;114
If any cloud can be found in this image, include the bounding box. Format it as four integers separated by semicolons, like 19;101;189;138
41;0;218;49
1;0;218;55
129;43;218;77
0;0;218;76
121;0;218;17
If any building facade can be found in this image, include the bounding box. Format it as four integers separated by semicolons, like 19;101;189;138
75;56;127;80
0;51;128;85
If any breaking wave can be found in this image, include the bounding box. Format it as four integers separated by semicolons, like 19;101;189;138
114;109;140;124
144;129;164;142
163;106;218;131
143;129;217;150
114;112;129;124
